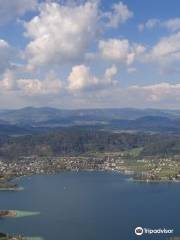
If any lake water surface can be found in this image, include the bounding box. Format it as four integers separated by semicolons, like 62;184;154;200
0;171;180;240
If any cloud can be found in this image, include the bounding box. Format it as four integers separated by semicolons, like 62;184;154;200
138;18;160;32
0;0;37;26
2;1;180;109
0;39;13;73
0;69;16;91
146;31;180;66
2;66;180;108
138;18;180;32
65;81;180;108
17;77;63;96
130;83;180;102
24;1;99;70
163;18;180;32
104;1;133;28
104;65;118;80
99;38;145;65
0;68;63;96
67;64;118;92
0;39;9;48
0;64;117;96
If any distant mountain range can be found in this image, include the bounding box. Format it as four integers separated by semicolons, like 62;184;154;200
0;107;180;135
1;107;180;123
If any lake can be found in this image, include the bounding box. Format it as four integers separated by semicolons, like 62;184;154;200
0;171;180;240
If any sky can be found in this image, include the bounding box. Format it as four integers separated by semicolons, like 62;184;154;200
0;0;180;109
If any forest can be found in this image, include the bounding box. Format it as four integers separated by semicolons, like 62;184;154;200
0;127;180;161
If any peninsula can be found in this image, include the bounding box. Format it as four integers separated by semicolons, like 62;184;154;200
0;210;40;218
0;232;43;240
0;181;19;191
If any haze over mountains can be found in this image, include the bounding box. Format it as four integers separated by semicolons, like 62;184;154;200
0;107;180;135
0;107;180;160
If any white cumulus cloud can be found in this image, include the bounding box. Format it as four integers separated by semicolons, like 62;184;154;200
0;69;16;91
17;77;63;96
0;0;37;25
105;1;133;28
138;18;160;32
68;64;118;92
146;31;180;65
138;17;180;32
0;68;63;96
104;65;118;80
99;38;145;65
163;18;180;32
24;1;99;70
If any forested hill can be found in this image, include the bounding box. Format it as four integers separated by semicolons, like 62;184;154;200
0;128;180;161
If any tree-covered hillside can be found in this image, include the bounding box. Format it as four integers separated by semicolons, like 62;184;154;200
0;128;180;161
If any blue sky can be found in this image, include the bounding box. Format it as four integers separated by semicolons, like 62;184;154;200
0;0;180;109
